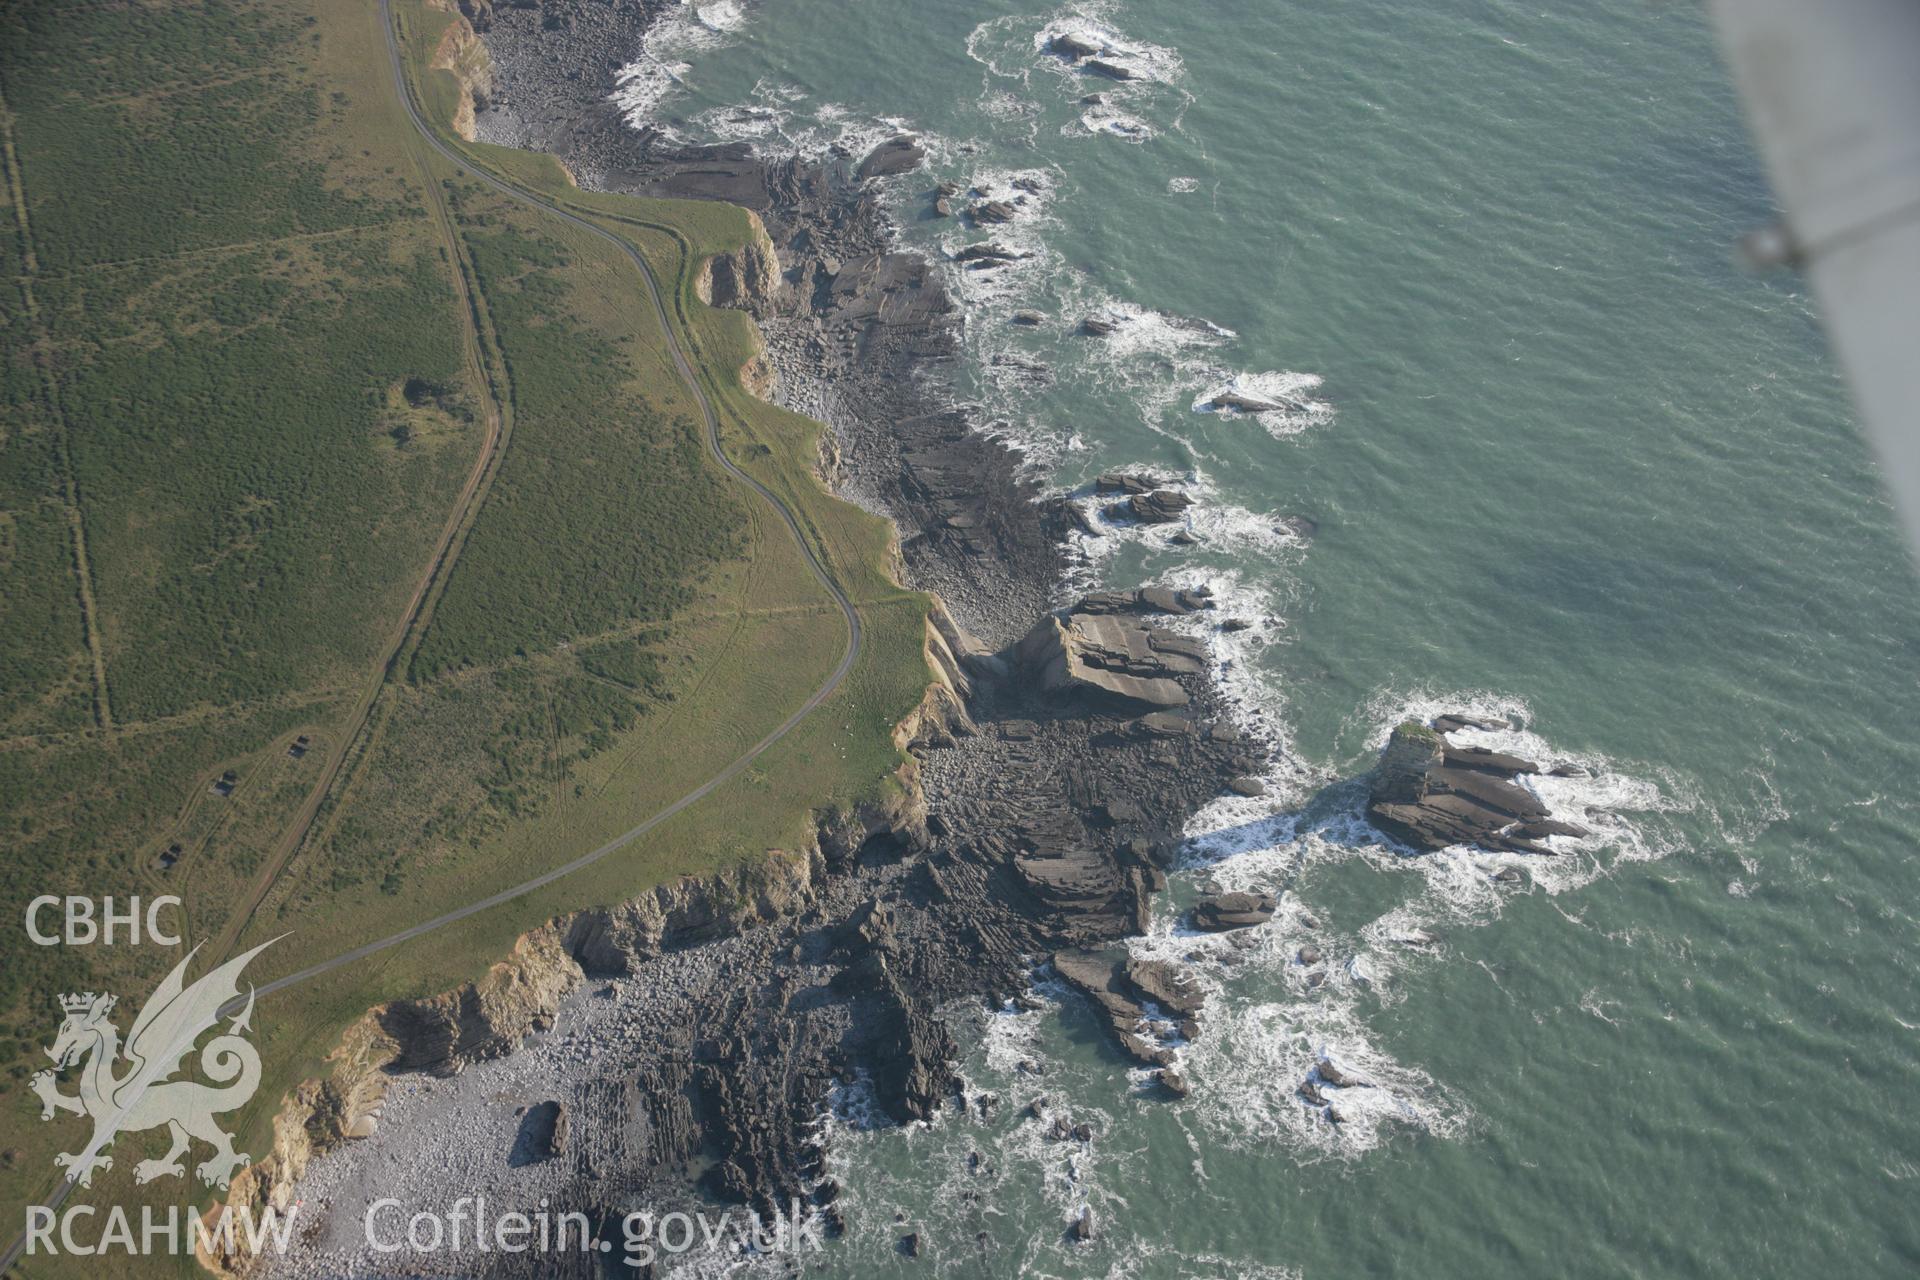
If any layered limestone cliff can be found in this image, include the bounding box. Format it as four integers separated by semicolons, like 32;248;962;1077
206;843;855;1275
210;592;957;1269
426;0;496;142
695;209;781;316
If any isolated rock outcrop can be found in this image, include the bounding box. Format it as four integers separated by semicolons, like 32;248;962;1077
1047;32;1102;60
1366;720;1588;854
1093;472;1160;496
855;135;926;180
953;241;1025;263
1105;489;1193;524
1190;891;1276;931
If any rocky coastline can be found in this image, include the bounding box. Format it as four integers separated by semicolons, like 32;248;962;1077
458;0;1076;645
223;8;1613;1273
227;3;1272;1273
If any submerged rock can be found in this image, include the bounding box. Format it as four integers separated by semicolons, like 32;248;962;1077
1207;390;1297;414
1276;514;1319;540
953;241;1024;263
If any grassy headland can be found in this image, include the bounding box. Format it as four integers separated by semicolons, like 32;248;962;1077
0;0;931;1265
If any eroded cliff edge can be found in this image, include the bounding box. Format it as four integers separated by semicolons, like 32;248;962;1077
216;4;1264;1270
223;573;1260;1274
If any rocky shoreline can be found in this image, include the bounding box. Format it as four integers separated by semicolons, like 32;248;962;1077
231;3;1274;1273
460;0;1075;646
224;9;1615;1272
238;580;1269;1274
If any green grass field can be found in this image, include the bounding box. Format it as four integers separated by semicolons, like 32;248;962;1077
0;0;932;1268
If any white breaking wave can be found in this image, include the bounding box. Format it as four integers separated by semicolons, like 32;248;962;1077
1088;686;1696;1162
689;79;930;169
611;0;758;128
1030;10;1186;87
601;0;1702;1198
1119;886;1473;1160
693;0;747;33
1071;101;1155;143
964;3;1194;153
1192;370;1337;438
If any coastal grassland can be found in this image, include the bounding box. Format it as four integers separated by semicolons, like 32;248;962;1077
0;0;414;270
0;0;492;1235
0;358;94;737
388;97;910;614
406;180;746;679
0;691;349;1083
36;228;482;719
0;0;933;1262
0;0;478;978
0;0;490;729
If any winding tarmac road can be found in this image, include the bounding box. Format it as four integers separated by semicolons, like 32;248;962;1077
0;3;864;1268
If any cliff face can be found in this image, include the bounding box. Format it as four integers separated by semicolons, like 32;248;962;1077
695;210;784;398
695;209;782;316
561;847;821;977
427;0;496;141
207;836;865;1274
377;925;582;1075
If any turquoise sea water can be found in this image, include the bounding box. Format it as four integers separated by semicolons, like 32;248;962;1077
630;2;1920;1275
